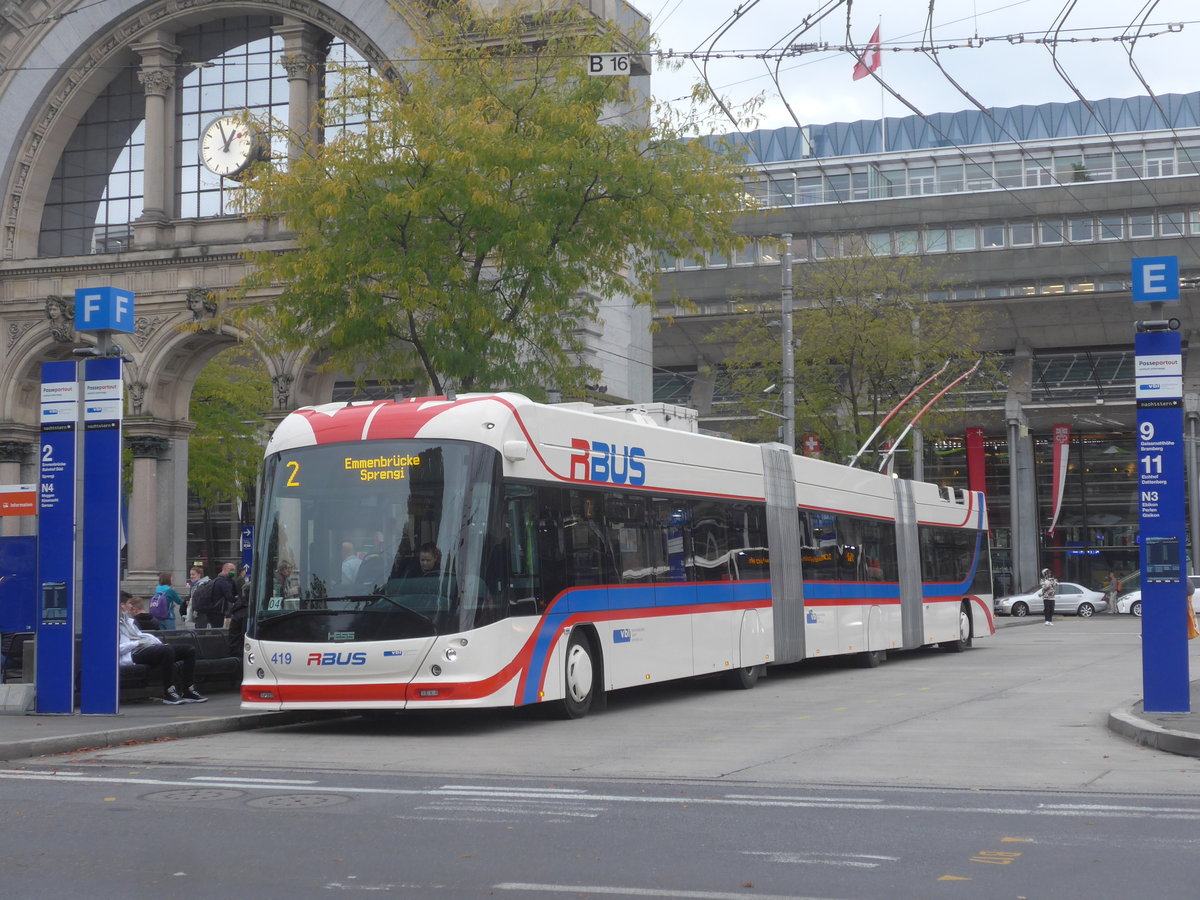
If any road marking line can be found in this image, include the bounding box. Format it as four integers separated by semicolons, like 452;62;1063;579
190;776;318;785
742;850;897;867
2;770;1197;822
494;883;842;899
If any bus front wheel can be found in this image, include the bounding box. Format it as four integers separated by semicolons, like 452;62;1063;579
558;631;596;719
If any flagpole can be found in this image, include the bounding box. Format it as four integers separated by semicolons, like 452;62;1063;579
878;19;885;153
880;81;886;152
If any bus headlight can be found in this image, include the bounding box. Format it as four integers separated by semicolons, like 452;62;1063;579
444;647;457;662
430;664;442;676
246;651;256;665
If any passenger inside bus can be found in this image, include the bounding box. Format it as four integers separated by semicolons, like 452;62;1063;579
395;542;443;579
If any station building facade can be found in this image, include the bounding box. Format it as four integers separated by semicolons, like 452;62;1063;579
652;94;1200;595
0;0;649;594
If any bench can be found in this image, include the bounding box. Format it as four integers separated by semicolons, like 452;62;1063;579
115;629;241;699
1;631;32;684
0;630;240;697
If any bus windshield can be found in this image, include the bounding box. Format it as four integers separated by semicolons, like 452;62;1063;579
249;439;502;642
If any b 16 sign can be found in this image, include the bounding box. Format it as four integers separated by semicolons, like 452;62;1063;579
587;53;631;75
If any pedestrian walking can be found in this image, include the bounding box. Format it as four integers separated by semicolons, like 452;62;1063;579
1101;571;1122;615
1040;568;1058;625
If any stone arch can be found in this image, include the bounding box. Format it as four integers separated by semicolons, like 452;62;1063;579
0;0;414;260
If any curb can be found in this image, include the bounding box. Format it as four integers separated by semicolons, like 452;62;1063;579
1107;705;1200;759
0;711;342;762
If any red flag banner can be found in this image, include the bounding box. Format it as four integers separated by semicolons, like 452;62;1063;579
1047;425;1070;536
801;433;823;458
965;427;986;498
853;26;882;80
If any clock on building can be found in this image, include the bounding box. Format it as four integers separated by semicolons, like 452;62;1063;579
199;114;266;179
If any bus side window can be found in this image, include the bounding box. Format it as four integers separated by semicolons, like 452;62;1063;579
690;500;731;582
535;486;568;606
496;484;543;615
733;502;769;582
651;498;689;583
564;489;614;587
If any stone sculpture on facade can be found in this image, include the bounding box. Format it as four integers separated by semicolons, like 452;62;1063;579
186;288;217;322
45;295;74;343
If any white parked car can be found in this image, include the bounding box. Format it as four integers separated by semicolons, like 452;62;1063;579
994;582;1108;617
1116;590;1142;617
1116;576;1200;617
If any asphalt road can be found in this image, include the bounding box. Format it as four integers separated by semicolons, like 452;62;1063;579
4;615;1200;899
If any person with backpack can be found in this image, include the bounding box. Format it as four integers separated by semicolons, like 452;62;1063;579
149;571;184;629
209;562;239;629
189;565;222;629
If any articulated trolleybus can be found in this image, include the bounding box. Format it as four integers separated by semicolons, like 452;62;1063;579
242;393;993;717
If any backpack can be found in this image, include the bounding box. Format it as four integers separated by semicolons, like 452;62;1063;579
149;591;170;620
190;578;215;611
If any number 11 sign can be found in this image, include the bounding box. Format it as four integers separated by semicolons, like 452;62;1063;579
1134;328;1189;712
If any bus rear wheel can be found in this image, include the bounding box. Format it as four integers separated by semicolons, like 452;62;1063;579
557;631;596;719
722;663;762;689
856;649;885;668
940;603;973;652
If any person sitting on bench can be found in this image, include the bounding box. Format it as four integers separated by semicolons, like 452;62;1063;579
118;591;207;705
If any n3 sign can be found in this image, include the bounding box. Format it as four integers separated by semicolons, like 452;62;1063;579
588;53;630;76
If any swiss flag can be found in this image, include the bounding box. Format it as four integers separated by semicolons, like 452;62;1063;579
852;26;882;80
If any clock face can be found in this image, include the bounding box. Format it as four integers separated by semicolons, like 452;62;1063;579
199;115;261;178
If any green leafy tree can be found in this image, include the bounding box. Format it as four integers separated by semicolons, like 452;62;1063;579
230;1;749;397
188;346;272;558
709;251;992;466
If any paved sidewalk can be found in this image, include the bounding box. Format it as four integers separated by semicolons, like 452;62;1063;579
1;622;1199;761
0;690;333;761
998;614;1200;758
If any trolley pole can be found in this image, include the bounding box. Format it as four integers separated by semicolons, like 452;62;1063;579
781;233;795;451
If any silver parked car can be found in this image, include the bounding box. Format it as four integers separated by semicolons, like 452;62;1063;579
994;582;1108;617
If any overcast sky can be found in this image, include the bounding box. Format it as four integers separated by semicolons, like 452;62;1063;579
640;0;1200;132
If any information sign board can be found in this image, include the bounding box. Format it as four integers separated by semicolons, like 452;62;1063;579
1135;329;1190;712
36;361;78;713
79;356;123;715
1131;256;1180;303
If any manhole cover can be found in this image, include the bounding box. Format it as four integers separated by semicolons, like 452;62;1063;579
143;788;245;802
246;794;351;809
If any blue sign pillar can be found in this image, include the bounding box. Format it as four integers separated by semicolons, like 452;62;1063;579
1132;256;1189;713
74;286;133;715
35;361;79;713
79;357;124;714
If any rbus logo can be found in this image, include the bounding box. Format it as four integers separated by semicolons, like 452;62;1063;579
307;652;367;666
569;439;647;486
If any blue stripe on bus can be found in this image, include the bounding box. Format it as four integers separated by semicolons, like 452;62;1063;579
522;528;988;704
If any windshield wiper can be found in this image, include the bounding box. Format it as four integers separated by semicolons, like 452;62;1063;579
322;594;436;626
